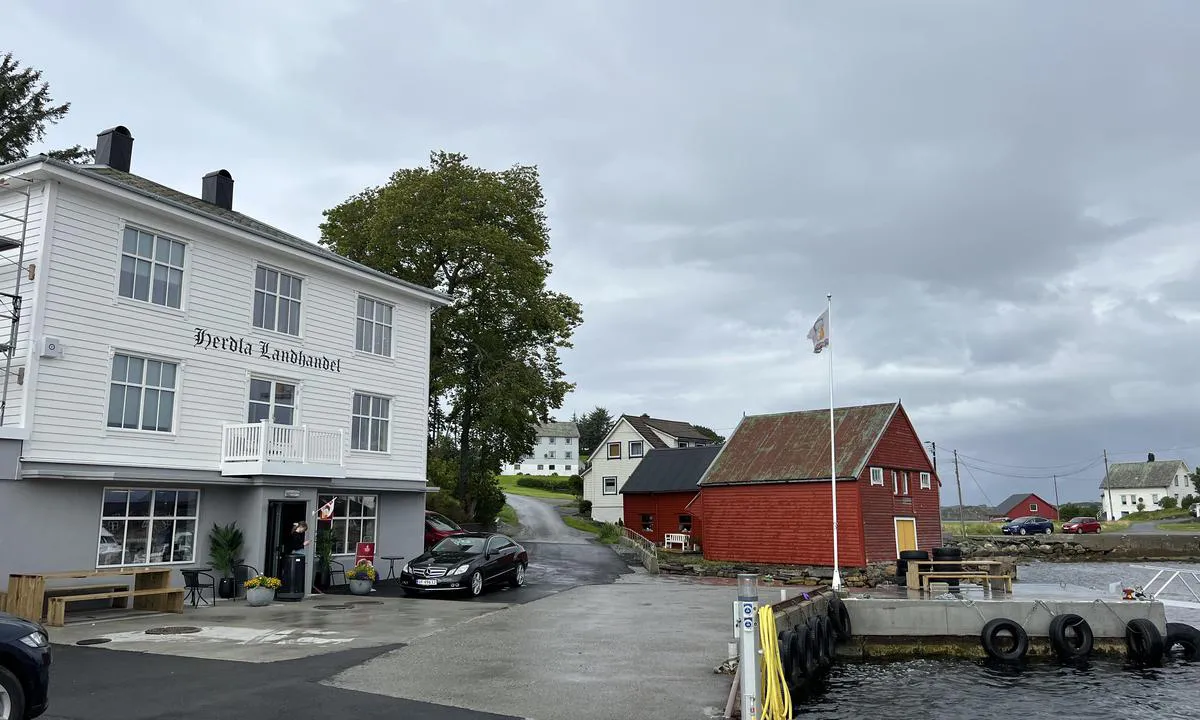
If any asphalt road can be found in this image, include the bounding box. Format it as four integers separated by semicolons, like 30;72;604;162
42;644;519;720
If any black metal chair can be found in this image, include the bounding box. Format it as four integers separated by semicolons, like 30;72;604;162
180;568;216;607
232;563;260;598
327;559;347;586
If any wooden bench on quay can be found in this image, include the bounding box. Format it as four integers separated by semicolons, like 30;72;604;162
5;568;185;627
906;559;1013;594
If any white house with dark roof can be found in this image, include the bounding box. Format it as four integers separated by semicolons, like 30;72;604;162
0;126;450;597
581;413;714;523
504;420;580;476
1100;452;1191;519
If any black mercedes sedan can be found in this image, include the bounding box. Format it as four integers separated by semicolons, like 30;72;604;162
400;532;529;598
0;610;52;719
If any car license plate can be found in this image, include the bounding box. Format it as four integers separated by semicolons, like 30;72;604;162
416;578;437;586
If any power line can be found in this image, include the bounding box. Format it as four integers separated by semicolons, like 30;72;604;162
959;461;994;507
953;452;1104;472
957;457;1104;481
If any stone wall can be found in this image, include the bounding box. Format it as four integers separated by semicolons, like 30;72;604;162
659;556;895;587
948;532;1200;562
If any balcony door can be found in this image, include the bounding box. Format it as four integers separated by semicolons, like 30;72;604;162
248;378;298;461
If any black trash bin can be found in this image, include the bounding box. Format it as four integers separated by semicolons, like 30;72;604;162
278;552;306;601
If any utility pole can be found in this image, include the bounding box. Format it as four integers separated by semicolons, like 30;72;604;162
1052;474;1060;511
1103;449;1114;521
953;449;966;536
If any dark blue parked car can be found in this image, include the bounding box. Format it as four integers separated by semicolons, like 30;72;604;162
0;611;51;719
1001;516;1054;535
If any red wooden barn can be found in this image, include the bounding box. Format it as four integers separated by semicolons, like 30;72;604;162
620;445;722;544
994;493;1058;521
698;401;942;567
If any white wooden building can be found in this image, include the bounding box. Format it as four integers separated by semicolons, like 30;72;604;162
0;126;449;592
503;421;580;476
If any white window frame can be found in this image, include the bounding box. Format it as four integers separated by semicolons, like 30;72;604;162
246;375;298;426
565;437;573;445
607;442;621;460
892;470;900;495
602;476;618;495
252;264;304;337
98;487;200;567
105;350;180;434
354;295;394;357
893;516;919;558
116;225;188;311
549;437;556;444
902;472;910;495
565;464;572;471
351;392;392;453
316;494;378;556
640;513;654;533
870;467;884;486
919;471;931;490
537;464;544;470
1029;502;1038;512
629;440;644;458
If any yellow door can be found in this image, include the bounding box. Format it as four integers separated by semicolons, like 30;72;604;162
895;518;918;555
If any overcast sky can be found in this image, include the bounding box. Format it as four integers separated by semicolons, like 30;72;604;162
9;0;1199;506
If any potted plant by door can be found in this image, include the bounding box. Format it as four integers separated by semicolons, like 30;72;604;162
244;575;282;606
314;528;335;591
209;522;245;599
346;560;377;595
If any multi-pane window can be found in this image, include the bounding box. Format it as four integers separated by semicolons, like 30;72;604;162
253;266;302;336
119;227;186;309
641;514;654;532
870;467;884;486
602;477;617;495
98;488;198;566
607;442;621;459
629;441;644;458
107;353;177;432
316;494;377;555
919;472;932;490
679;514;693;532
355;296;393;356
351;392;390;452
247;378;296;425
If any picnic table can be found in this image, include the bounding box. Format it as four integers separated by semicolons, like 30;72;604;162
905;558;1013;594
5;567;184;626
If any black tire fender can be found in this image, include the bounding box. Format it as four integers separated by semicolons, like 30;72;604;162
788;626;807;686
1164;622;1200;662
819;614;836;664
828;595;852;640
1048;613;1094;661
1125;618;1165;666
777;629;795;679
0;666;26;720
802;622;820;678
980;617;1030;661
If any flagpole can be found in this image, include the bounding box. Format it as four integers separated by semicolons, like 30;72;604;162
827;292;842;591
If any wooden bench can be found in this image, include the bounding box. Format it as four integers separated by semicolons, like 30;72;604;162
663;533;694;551
919;570;1013;594
43;584;132;613
45;587;185;627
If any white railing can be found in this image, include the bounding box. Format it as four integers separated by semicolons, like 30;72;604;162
221;420;344;466
618;526;660;573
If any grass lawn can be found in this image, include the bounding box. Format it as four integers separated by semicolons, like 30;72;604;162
943;519;1132;536
496;474;576;500
562;515;621;543
1120;508;1191;522
499;504;519;527
1158;519;1200;532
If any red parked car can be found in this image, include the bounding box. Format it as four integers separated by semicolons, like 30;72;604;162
1062;516;1102;534
424;510;465;549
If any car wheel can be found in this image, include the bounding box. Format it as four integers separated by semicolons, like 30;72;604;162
1019;528;1027;535
0;665;25;720
510;562;526;588
1045;527;1052;534
469;570;484;597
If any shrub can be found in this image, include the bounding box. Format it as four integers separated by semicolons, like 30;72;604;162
597;522;622;544
569;474;584;496
426;489;470;524
516;475;575;493
579;499;593;516
1158;496;1179;510
1182;494;1196;509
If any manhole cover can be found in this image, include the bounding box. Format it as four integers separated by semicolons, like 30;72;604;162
144;626;202;635
314;604;350;610
76;638;111;645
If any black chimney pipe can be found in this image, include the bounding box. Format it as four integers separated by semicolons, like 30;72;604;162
1148;452;1155;462
95;126;133;172
201;169;234;210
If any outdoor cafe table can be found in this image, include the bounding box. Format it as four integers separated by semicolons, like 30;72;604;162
5;567;173;623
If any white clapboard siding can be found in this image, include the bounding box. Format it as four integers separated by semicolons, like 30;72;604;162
583;418;656;522
0;180;47;427
22;183;432;482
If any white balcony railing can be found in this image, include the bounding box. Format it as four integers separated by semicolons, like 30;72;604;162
220;420;345;477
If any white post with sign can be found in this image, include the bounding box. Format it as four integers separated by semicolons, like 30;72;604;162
737;573;760;720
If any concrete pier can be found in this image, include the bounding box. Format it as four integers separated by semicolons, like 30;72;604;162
840;596;1167;659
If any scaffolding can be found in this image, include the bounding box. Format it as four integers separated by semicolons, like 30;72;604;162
0;173;33;427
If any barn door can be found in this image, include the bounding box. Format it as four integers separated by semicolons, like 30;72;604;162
894;518;918;555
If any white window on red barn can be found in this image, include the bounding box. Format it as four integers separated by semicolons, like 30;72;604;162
919;472;931;489
870;468;884;486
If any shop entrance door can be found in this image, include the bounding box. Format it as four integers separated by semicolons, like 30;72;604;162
265;500;308;579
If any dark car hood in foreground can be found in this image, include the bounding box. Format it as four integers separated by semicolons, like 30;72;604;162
0;611;42;641
411;551;482;567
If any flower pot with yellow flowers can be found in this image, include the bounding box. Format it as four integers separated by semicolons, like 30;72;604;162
346;560;377;595
244;575;282;606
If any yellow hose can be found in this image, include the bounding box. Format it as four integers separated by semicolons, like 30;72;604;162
757;605;793;719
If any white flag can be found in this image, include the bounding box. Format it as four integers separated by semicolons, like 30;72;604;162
807;309;829;353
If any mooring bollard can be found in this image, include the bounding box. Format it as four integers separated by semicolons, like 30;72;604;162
737;573;760;720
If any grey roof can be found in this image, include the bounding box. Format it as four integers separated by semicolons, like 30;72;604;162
624;414;712;448
621;446;722;494
993;493;1053;517
1;155;451;306
1102;460;1189;490
536;421;579;438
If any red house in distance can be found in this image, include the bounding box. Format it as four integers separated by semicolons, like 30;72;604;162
993;493;1058;521
697;401;942;568
621;445;722;544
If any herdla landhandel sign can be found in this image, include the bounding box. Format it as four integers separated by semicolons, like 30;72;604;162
193;327;343;373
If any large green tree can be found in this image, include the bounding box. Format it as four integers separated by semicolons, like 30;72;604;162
320;151;582;520
0;52;92;164
573;406;614;456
